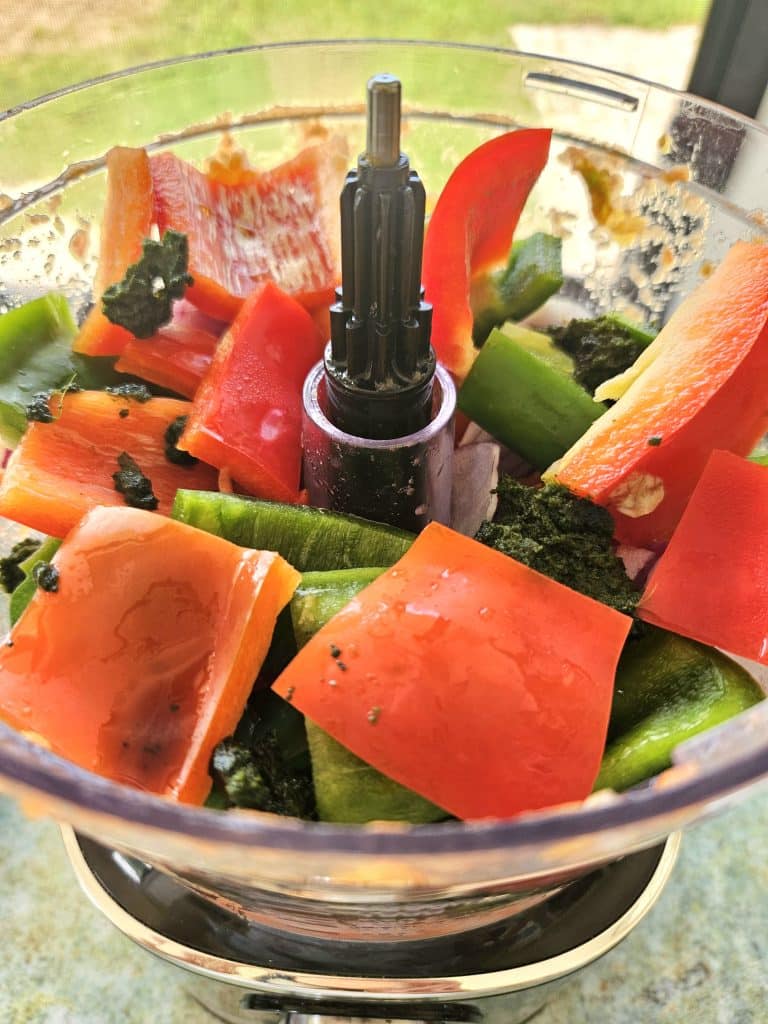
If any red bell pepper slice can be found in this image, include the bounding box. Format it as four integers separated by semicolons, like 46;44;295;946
180;281;324;504
273;521;631;820
73;147;154;356
115;302;223;398
422;129;552;382
638;450;768;662
547;241;768;546
150;137;347;322
0;505;300;804
0;391;218;537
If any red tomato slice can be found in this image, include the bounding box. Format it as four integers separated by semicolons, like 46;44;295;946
273;522;631;820
0;506;300;803
180;281;324;503
150;137;347;321
422;130;552;382
0;391;218;537
638;450;768;662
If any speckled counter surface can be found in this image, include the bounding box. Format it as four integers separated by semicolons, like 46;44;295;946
1;789;767;1024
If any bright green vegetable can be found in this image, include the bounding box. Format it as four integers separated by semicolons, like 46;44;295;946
0;294;77;444
172;491;414;571
458;327;603;469
290;567;447;824
550;314;656;396
102;229;193;339
471;233;563;344
596;630;764;792
475;477;639;616
9;537;61;625
210;734;316;818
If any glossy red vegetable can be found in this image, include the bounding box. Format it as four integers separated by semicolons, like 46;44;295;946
74;147;154;356
273;521;631;820
115;318;219;398
422;129;552;382
548;242;768;546
180;282;324;503
150;137;346;322
638;450;768;662
0;391;218;537
0;506;300;803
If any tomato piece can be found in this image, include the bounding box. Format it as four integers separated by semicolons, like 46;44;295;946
0;506;299;803
273;522;631;820
73;147;154;356
638;450;768;662
0;391;218;537
422;130;552;382
547;242;768;546
180;282;324;503
150;137;347;321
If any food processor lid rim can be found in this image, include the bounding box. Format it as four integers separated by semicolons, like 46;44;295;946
2;722;767;855
3;37;768;145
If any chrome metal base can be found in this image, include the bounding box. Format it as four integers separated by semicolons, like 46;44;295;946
62;828;680;1024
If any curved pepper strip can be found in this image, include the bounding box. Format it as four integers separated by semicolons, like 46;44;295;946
73;147;154;357
273;521;631;820
547;242;768;546
179;282;324;504
0;506;300;804
0;391;218;537
422;129;552;383
151;137;347;322
638;449;768;663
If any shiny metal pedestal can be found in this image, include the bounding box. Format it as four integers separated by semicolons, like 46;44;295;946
63;828;680;1024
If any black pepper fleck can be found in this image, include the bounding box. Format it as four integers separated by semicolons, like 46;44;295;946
118;407;130;419
32;561;59;593
329;644;341;658
336;660;348;672
647;435;662;446
169;702;180;712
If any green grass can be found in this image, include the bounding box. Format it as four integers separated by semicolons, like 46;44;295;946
1;0;710;111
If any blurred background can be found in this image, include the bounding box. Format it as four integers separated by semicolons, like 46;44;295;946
3;0;766;121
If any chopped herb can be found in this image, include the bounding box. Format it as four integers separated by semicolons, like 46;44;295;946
475;477;639;617
163;415;198;467
210;734;316;818
647;435;662;446
329;644;341;658
112;452;158;510
105;382;153;402
25;391;55;424
0;537;41;593
101;229;193;338
367;706;381;724
550;315;652;396
32;561;59;593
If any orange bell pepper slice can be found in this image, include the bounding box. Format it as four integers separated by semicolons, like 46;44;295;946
150;137;346;322
73;147;154;357
0;391;218;537
273;521;631;820
0;505;299;803
422;130;552;382
547;241;768;546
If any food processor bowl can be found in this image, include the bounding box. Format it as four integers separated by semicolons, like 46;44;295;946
1;41;768;944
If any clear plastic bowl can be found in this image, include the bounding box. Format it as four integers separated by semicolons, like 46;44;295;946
1;40;768;942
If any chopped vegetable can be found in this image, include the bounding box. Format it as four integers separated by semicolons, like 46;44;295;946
73;147;154;356
150;137;347;321
102;230;193;339
547;241;768;545
422;129;552;381
172;491;413;571
8;537;61;625
273;521;632;820
638;449;768;662
596;629;763;791
475;478;639;616
179;282;324;503
550;314;656;396
0;538;41;594
471;232;563;345
0;294;78;444
115;317;219;399
0;506;300;804
0;391;218;537
450;441;500;537
458;327;603;469
210;734;316;818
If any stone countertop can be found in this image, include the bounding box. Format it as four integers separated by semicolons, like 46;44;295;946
1;789;766;1024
